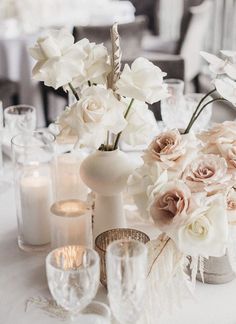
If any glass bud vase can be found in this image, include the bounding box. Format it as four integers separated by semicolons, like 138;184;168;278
11;131;55;251
80;149;134;241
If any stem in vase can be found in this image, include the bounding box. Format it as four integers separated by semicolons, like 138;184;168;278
68;83;79;101
183;88;216;134
113;98;134;150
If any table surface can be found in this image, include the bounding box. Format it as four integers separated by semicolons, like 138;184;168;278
1;159;236;324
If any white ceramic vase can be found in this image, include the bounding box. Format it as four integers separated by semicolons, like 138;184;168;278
80;149;134;240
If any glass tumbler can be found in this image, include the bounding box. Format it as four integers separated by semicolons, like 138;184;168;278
106;240;148;324
46;245;100;321
161;79;185;129
11;131;55;251
4;104;36;136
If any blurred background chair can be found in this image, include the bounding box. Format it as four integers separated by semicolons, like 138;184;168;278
74;15;148;60
0;78;19;108
142;0;213;91
40;82;68;126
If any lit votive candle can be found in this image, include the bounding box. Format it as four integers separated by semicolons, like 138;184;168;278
50;199;92;249
20;173;52;245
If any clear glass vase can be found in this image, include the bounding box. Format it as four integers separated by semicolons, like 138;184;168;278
11;131;55;251
161;79;185;129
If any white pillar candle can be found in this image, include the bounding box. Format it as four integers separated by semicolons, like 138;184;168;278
50;199;92;249
54;153;89;201
20;174;52;245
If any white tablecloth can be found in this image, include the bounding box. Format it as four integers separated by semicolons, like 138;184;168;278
1;158;236;324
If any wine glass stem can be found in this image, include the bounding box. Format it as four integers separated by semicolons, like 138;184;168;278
70;311;79;322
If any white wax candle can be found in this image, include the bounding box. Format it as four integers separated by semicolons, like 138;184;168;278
50;200;92;248
55;153;89;201
20;175;52;245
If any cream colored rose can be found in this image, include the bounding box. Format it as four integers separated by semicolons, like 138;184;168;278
70;38;111;87
149;180;191;232
57;86;127;149
143;129;199;177
120;99;158;146
172;196;228;257
182;154;230;193
29;29;86;89
116;57;168;104
128;162;166;219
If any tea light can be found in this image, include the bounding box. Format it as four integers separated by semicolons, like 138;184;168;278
50;199;92;248
54;153;89;201
20;173;52;245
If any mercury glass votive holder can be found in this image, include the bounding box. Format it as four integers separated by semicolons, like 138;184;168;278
50;199;92;249
95;228;150;287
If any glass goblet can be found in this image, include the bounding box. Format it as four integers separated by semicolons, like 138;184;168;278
106;240;148;324
46;245;100;321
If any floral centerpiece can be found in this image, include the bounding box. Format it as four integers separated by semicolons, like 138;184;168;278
30;25;236;319
128;51;236;319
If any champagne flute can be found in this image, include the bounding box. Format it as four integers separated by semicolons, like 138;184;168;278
106;240;148;324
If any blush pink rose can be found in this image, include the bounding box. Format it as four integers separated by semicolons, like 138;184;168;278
144;129;198;176
198;121;236;154
149;180;191;232
217;141;236;175
182;154;231;193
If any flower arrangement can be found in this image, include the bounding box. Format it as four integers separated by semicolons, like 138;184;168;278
30;26;168;150
129;123;236;318
128;50;236;316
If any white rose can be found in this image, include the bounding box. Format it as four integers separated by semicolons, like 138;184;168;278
120;99;158;146
214;78;236;106
172;196;228;257
128;162;166;219
29;29;85;89
116;57;168;104
57;86;127;149
70;38;111;87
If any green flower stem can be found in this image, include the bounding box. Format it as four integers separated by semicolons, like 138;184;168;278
113;98;134;150
192;97;228;124
183;88;216;134
68;83;79;101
